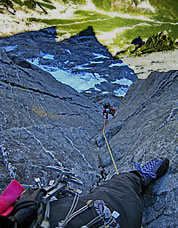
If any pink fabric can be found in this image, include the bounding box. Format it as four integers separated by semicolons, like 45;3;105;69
0;197;8;213
1;206;13;216
0;180;24;215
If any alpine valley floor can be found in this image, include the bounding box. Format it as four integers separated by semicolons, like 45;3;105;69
120;49;178;79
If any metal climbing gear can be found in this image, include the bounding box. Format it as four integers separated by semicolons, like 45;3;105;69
57;199;120;228
93;200;120;228
40;201;50;228
21;165;83;228
57;200;93;228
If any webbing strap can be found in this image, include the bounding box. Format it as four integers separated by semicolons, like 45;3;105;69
102;119;119;174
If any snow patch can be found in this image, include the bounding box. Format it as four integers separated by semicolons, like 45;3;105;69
52;70;106;92
27;57;107;92
109;62;127;67
93;53;110;59
40;51;55;60
114;87;128;97
112;78;133;86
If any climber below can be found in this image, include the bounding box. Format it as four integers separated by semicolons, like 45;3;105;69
103;103;116;119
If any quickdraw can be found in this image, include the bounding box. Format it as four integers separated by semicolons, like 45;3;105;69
57;199;120;228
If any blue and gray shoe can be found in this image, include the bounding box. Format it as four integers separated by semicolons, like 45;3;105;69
134;158;169;188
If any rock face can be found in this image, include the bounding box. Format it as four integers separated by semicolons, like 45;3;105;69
96;70;177;228
0;26;137;109
0;51;104;192
0;27;177;227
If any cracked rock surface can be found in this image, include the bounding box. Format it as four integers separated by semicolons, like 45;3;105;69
0;26;137;108
0;51;103;192
97;70;177;228
0;30;177;227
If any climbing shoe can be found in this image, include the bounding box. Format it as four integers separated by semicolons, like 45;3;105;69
134;158;169;188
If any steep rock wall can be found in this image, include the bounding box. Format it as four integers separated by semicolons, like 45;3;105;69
0;51;103;192
96;70;177;227
0;27;177;227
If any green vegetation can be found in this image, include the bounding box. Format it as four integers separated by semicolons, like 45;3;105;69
149;0;178;20
41;0;53;3
121;23;178;43
113;22;178;55
151;15;178;23
91;0;111;11
115;30;177;57
28;6;178;55
1;0;178;56
29;11;144;33
11;0;22;4
24;0;35;9
39;2;56;10
62;0;86;5
74;10;110;19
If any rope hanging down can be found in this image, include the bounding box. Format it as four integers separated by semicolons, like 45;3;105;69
102;119;119;174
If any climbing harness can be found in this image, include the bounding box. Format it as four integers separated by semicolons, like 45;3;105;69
57;199;120;228
52;166;120;228
57;199;93;228
102;119;119;174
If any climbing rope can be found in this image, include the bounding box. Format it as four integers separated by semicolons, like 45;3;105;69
102;119;119;174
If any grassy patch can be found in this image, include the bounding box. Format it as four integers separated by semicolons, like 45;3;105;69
113;23;178;51
149;0;178;20
12;0;23;5
27;8;178;54
124;23;178;41
39;2;56;10
74;10;110;19
40;0;53;3
62;0;86;5
29;13;146;34
151;15;178;23
28;17;87;25
92;0;111;11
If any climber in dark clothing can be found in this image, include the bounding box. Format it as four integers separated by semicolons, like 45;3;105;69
49;157;169;228
103;104;116;119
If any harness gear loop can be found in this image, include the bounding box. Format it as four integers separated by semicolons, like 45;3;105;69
57;198;93;228
102;119;119;175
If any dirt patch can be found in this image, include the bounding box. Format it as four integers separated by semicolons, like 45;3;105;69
120;49;178;79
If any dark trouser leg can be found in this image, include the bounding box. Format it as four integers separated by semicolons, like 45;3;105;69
98;172;144;228
50;172;144;228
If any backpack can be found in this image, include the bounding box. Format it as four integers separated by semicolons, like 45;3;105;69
0;187;46;228
0;166;83;228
